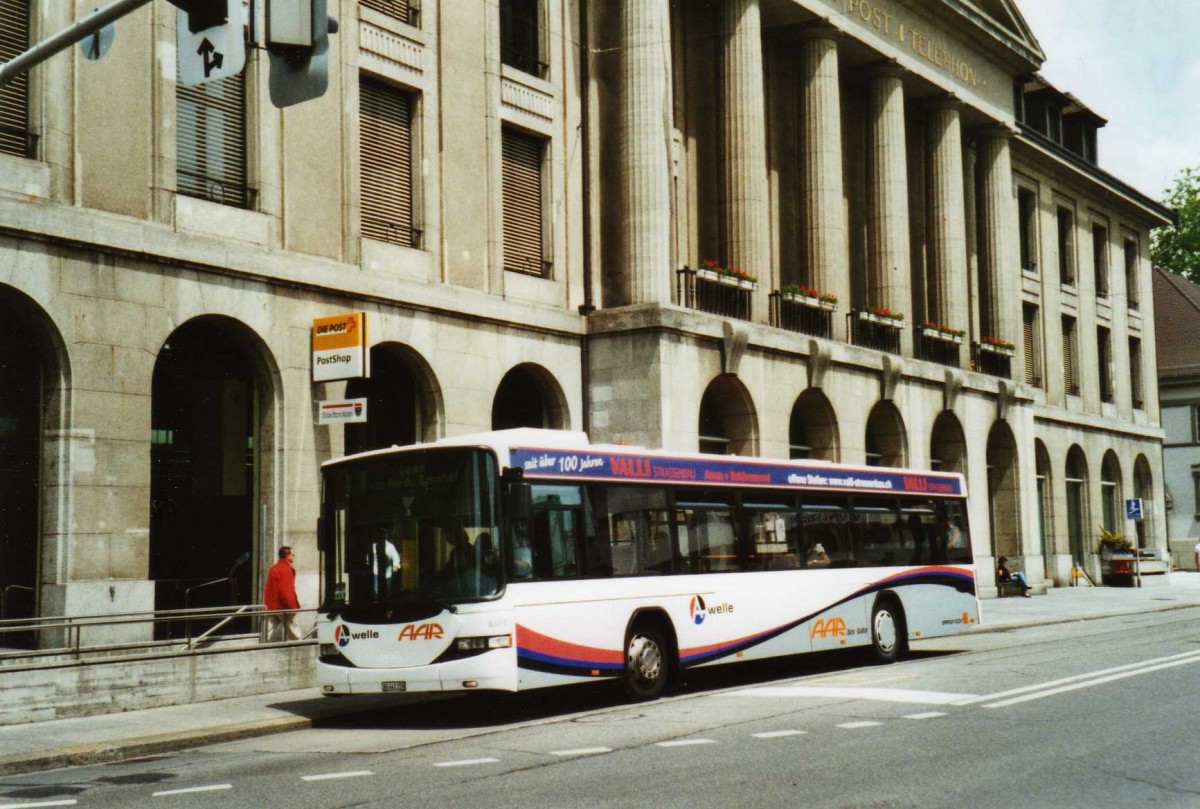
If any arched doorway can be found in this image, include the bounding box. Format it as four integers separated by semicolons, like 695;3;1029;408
1035;440;1052;558
150;318;272;634
0;287;66;626
986;422;1020;558
929;411;966;474
1065;446;1090;565
345;343;442;454
491;364;569;430
1133;455;1154;549
864;401;906;467
698;375;758;456
1100;451;1122;538
788;389;838;461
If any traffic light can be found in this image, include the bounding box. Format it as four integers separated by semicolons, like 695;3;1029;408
168;0;228;35
266;0;338;108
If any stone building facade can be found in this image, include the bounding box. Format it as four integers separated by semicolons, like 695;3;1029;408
0;0;1174;633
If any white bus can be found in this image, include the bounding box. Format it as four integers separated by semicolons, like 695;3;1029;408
316;429;978;700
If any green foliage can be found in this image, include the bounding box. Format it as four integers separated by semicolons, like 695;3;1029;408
1151;167;1200;282
1097;525;1132;554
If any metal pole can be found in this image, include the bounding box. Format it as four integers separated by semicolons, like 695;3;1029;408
0;0;154;87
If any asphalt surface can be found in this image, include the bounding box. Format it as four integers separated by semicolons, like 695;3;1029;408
1;573;1197;777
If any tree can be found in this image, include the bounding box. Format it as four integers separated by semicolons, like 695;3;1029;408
1151;167;1200;283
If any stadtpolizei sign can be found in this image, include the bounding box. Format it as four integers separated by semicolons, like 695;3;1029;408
312;313;368;382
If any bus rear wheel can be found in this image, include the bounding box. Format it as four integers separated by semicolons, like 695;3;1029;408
622;625;669;700
869;598;905;664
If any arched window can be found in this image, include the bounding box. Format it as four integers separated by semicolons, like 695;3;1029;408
930;412;966;474
1065;446;1089;564
492;364;568;431
864;402;906;468
697;375;757;456
986;422;1020;559
788;390;839;461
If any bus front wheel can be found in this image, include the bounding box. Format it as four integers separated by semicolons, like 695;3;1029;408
869;598;905;664
622;625;669;700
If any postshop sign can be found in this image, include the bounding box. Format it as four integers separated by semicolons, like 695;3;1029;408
312;312;367;382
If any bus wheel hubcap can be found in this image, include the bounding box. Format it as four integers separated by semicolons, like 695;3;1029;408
628;634;661;682
875;610;896;653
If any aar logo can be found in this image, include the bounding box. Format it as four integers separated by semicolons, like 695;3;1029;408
689;595;707;625
810;617;847;640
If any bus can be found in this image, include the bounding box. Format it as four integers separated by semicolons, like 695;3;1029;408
316;428;977;700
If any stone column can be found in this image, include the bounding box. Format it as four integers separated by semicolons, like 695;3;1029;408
865;65;911;326
977;129;1020;348
720;0;771;322
798;26;848;334
620;0;673;305
925;98;969;348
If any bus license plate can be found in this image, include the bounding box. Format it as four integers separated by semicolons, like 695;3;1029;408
382;681;406;692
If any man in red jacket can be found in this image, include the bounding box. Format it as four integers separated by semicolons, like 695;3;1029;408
264;546;301;641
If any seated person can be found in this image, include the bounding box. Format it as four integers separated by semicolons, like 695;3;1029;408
996;556;1031;597
805;542;831;568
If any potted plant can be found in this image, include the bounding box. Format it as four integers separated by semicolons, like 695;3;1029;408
1097;525;1132;559
921;320;965;344
859;305;904;327
782;284;837;310
979;335;1016;356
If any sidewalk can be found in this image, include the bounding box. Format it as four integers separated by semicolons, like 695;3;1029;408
2;573;1198;777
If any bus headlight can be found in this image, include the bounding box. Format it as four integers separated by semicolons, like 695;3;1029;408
320;644;337;657
456;634;512;651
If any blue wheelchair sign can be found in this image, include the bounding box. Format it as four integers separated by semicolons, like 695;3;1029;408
1125;498;1144;521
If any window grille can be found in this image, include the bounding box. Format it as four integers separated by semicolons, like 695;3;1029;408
0;0;32;158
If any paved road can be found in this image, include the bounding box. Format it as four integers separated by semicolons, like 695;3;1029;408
2;606;1198;809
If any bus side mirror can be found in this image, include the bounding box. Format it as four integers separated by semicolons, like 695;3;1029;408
507;482;532;523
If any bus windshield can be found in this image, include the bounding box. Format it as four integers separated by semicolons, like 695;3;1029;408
321;448;501;609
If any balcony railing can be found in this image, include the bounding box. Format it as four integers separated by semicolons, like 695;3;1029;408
677;267;753;321
848;310;902;354
916;326;962;368
770;291;833;339
973;341;1013;379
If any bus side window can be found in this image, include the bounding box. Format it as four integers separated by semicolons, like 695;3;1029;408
595;486;671;576
798;499;854;567
676;490;737;573
526;485;583;579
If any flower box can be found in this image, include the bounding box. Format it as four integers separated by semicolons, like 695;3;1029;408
921;327;964;345
783;292;835;311
739;278;755;290
696;267;722;284
979;341;1015;357
858;310;904;329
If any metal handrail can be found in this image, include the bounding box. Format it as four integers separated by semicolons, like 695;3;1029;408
184;576;235;610
184;604;257;650
0;584;34;620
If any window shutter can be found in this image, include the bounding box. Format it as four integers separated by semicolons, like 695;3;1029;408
502;128;545;276
176;72;249;208
359;0;412;24
0;0;30;158
360;78;414;247
1023;308;1037;386
1062;319;1076;395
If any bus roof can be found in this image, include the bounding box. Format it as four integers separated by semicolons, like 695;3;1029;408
323;428;966;498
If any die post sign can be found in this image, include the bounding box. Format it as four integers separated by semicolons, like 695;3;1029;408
312;313;368;382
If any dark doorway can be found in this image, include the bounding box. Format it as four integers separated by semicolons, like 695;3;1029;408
345;346;420;454
150;319;257;638
493;366;549;430
0;310;41;628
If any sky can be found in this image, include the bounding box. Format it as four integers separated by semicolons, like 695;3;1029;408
1014;0;1200;201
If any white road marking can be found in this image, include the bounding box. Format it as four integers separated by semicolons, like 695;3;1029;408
0;801;78;809
301;771;375;782
728;686;975;705
433;758;500;768
836;721;882;729
982;653;1200;708
655;739;716;747
549;747;612;756
903;711;947;720
152;784;232;797
752;730;807;738
960;649;1200;707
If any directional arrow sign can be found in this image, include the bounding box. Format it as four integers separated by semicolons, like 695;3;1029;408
177;1;244;86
